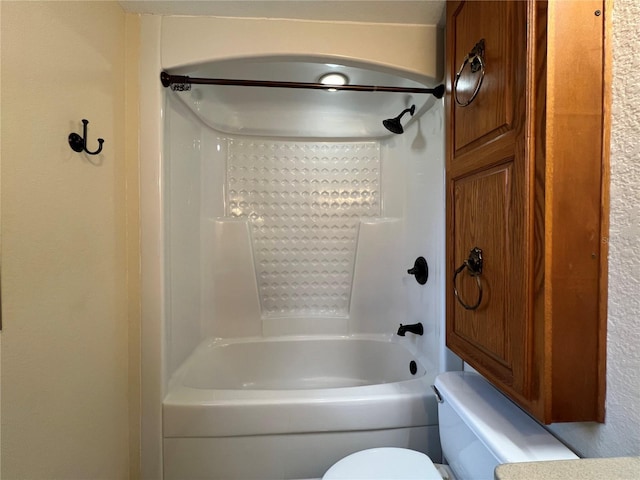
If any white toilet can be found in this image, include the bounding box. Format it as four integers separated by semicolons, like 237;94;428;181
323;371;578;479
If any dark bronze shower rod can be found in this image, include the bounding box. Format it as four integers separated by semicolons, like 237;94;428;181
160;72;445;98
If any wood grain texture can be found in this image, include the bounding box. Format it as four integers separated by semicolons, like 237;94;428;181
529;0;550;421
446;0;529;400
545;0;607;422
445;0;608;423
451;1;515;155
449;162;525;390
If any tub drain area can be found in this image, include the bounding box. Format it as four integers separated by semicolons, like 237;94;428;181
410;360;418;375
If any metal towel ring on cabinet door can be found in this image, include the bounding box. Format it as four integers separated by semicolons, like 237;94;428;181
453;247;484;310
453;39;486;107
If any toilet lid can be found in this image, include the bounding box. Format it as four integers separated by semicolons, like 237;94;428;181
323;447;442;479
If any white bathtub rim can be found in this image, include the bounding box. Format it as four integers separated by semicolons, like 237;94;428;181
176;332;432;361
166;333;436;396
165;374;432;404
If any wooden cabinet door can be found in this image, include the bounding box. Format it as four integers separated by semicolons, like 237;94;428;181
450;163;527;394
445;0;530;400
451;1;522;154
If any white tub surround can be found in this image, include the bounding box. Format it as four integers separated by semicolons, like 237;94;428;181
160;58;446;476
142;12;448;478
163;73;445;356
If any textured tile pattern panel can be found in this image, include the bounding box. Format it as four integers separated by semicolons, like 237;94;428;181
227;140;380;317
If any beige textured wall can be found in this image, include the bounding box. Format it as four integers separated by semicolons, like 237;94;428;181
0;1;139;478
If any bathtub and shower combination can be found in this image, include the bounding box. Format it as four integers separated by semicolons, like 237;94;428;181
143;15;449;480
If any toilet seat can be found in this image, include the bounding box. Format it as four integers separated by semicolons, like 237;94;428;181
322;447;442;479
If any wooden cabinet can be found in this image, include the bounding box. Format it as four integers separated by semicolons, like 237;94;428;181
445;0;608;423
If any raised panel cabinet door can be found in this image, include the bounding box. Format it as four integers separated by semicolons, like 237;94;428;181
449;0;526;159
446;0;530;401
447;161;527;395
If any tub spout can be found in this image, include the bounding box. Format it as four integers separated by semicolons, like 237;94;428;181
397;322;424;336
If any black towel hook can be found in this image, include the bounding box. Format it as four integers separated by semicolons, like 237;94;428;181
69;119;104;155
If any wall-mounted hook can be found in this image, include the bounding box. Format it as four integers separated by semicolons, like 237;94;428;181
69;119;104;155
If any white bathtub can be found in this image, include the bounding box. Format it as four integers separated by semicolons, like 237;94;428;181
163;335;441;479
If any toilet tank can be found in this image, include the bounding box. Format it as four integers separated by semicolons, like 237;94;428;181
434;372;578;480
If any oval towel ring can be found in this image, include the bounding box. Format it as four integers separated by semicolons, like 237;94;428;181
453;247;484;310
454;39;486;107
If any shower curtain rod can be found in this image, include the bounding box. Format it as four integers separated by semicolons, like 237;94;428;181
160;72;445;98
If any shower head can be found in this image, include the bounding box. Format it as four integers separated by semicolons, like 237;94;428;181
382;105;416;134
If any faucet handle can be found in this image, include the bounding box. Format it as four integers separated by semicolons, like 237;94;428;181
407;257;429;285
